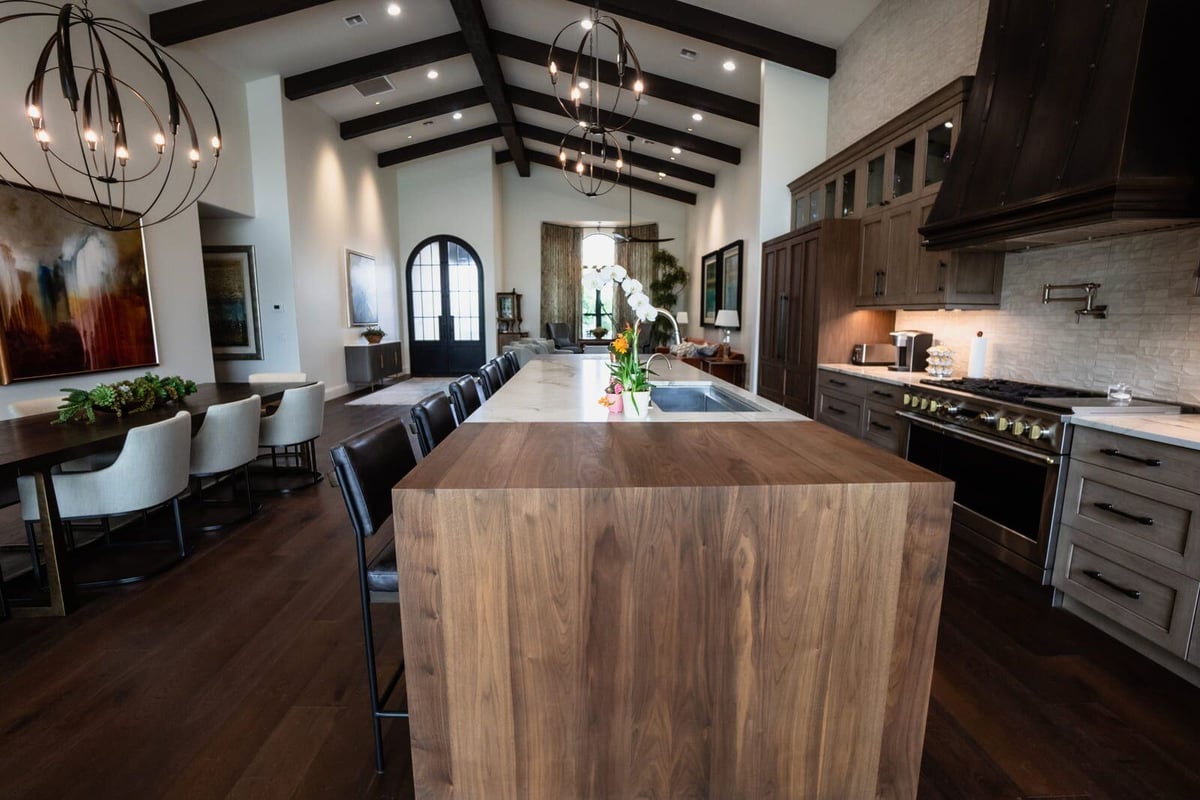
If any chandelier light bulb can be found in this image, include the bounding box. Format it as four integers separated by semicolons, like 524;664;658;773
570;86;582;102
576;160;585;175
189;148;201;164
26;104;41;122
559;149;567;163
633;79;644;95
83;129;99;150
580;18;593;30
35;128;50;149
210;135;222;152
115;145;129;164
549;61;558;77
615;159;623;170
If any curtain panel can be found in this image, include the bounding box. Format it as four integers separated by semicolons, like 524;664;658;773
613;224;658;336
540;223;582;339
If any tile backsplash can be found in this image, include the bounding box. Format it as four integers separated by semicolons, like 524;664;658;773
895;226;1200;404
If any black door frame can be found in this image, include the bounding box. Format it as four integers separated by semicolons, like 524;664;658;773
405;235;486;377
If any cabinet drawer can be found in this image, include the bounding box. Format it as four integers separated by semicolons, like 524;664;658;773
815;388;864;437
816;370;900;401
1072;426;1200;493
863;400;904;454
1062;461;1200;576
1053;525;1199;657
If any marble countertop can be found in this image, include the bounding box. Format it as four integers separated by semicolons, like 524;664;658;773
468;355;805;423
1070;414;1200;452
817;363;933;387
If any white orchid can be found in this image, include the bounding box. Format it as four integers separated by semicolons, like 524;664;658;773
609;264;627;282
636;305;660;323
620;277;643;296
598;264;615;283
581;269;605;292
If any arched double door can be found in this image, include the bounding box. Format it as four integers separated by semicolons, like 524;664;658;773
406;235;485;376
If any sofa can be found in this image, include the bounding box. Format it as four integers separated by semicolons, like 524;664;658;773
655;336;744;370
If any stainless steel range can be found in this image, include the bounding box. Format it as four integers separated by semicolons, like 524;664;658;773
898;378;1179;583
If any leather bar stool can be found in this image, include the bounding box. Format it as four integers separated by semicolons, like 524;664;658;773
496;353;517;382
478;361;504;399
411;392;457;458
448;375;482;424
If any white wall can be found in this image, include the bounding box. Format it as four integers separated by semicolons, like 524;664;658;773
0;0;253;416
499;163;688;339
394;144;501;364
759;64;829;241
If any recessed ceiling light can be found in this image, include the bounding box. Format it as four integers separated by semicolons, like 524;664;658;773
671;146;681;155
407;134;413;139
687;127;693;132
723;60;736;72
386;3;401;16
692;112;703;122
580;18;593;30
375;101;381;105
578;80;590;90
658;172;666;177
944;121;954;128
670;156;676;161
452;111;463;120
426;69;439;79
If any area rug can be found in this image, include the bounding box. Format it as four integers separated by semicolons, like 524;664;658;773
346;377;451;406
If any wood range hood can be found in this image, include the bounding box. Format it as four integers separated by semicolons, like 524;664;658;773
921;0;1200;251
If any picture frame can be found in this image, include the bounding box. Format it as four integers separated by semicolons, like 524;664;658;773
718;239;743;328
701;249;720;326
202;245;263;361
346;249;379;326
0;181;159;383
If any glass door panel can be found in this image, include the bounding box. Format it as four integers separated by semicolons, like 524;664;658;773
893;138;916;199
925;121;954;186
841;169;857;217
824;180;836;219
808;188;820;223
866;154;885;209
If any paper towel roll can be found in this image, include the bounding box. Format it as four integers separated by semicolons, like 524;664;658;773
967;335;987;378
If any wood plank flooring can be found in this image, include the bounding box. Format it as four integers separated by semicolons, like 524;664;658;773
0;394;1198;799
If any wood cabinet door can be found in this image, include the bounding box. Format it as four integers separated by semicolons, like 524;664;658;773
857;215;885;306
757;241;788;401
909;197;948;305
882;201;917;306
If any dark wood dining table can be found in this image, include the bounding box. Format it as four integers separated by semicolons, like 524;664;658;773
0;381;309;616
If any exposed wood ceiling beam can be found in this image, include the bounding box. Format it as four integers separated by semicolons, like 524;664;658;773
562;0;836;78
284;33;469;101
517;124;715;188
496;150;696;205
378;124;501;168
342;87;489;140
149;0;336;46
447;0;529;176
492;31;759;127
507;86;740;165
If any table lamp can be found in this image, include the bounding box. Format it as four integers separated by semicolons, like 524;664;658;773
714;309;739;359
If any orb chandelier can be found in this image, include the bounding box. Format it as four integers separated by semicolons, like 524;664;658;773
0;0;222;231
548;4;643;197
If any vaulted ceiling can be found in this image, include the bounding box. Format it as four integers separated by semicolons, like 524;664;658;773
132;0;880;205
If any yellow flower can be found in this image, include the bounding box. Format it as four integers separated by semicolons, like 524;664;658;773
611;336;629;355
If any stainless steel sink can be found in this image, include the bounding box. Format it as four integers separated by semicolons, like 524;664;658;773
649;381;765;413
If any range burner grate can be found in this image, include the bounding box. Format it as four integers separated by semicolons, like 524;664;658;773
920;377;1102;404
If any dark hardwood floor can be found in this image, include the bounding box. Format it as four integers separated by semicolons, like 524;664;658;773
1;395;1198;799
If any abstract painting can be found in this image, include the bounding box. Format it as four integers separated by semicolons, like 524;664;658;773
346;249;378;326
202;245;262;360
0;183;157;384
719;239;743;327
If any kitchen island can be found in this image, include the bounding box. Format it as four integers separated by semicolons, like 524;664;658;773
392;355;954;799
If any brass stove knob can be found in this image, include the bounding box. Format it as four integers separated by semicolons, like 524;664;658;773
1012;421;1027;436
903;393;912;406
919;397;929;410
929;400;941;413
996;416;1010;432
1029;424;1048;440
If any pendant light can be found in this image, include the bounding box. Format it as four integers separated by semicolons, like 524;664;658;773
613;135;673;244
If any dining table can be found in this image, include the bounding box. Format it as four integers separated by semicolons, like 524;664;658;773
0;381;310;617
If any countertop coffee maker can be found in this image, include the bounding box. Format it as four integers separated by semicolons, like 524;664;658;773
889;330;933;372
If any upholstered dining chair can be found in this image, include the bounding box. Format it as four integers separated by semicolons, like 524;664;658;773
48;411;193;586
257;381;326;492
448;375;482;424
329;418;420;773
188;395;262;530
545;322;583;353
496;353;517;382
411;392;457;458
6;395;65;418
248;372;308;383
478;361;504;399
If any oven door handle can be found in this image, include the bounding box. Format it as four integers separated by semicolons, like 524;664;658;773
898;412;1061;466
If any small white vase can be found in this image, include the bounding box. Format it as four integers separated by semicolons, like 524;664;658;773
622;390;652;419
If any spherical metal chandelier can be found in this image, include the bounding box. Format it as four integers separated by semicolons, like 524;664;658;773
0;0;222;231
548;4;643;197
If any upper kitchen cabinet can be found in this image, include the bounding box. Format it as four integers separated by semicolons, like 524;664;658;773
789;78;998;310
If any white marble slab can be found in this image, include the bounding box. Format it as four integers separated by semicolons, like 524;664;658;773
817;363;933;387
468;355;805;423
1070;414;1200;452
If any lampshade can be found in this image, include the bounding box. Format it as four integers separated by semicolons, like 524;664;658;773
675;311;689;324
715;310;739;328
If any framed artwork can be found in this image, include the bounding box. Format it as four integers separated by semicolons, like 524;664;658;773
701;249;720;326
346;249;378;326
719;239;743;328
202;245;263;360
0;182;158;384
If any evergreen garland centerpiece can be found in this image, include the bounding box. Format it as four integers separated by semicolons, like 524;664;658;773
55;373;199;424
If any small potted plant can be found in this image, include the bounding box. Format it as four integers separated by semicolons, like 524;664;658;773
591;325;608;340
599;378;623;414
608;324;651;417
361;327;386;344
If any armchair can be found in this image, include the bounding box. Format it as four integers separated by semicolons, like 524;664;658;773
544;322;583;353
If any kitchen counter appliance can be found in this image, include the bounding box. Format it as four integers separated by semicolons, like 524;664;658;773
889;330;933;372
899;376;1179;582
851;342;897;366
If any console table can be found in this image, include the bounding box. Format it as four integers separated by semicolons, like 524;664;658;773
345;341;403;390
703;358;747;388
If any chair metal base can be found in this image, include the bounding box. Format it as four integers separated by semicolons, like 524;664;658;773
72;497;188;591
250;440;324;495
187;466;261;533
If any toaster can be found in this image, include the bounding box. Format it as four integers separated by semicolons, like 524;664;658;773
851;343;897;366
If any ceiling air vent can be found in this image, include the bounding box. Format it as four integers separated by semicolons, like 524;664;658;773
679;48;697;61
353;76;395;98
343;13;367;28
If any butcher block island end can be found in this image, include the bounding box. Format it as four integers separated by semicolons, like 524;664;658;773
392;357;953;799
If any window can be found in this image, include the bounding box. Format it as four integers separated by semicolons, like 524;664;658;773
581;232;616;337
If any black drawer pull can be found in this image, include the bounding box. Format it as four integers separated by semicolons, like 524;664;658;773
826;405;847;415
869;421;893;432
1100;448;1160;467
1082;569;1141;600
1093;502;1153;526
828;378;848;387
871;389;894;398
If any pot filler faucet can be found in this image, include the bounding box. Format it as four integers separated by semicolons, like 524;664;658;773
1042;282;1108;323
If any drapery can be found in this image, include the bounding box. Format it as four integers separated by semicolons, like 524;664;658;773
613;224;658;336
540;222;582;338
